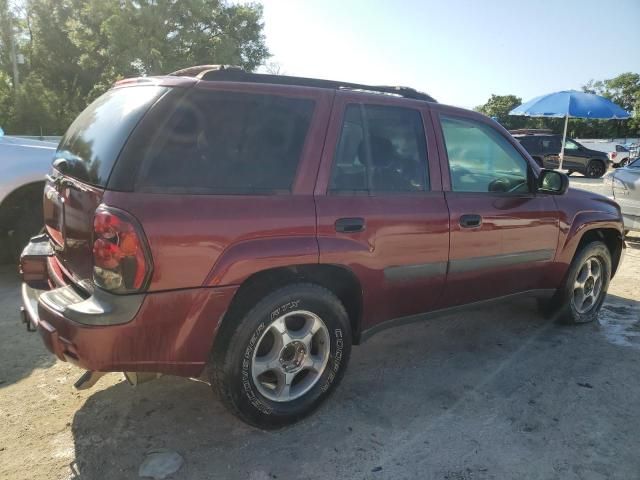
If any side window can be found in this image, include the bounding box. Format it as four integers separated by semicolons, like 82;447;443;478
135;90;315;193
564;139;580;151
329;104;428;193
440;115;530;193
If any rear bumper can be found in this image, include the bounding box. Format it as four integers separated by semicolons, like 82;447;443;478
20;236;238;377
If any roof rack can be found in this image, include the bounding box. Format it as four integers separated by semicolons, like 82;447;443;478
168;64;437;103
509;128;554;135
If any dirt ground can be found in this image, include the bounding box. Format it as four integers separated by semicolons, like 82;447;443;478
1;186;639;479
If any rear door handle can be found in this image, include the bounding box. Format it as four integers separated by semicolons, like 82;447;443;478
459;214;482;228
335;217;365;233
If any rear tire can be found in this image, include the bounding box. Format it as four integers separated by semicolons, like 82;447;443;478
209;283;351;429
0;183;45;264
546;241;611;324
585;160;606;178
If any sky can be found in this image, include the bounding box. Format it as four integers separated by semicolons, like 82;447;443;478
253;0;640;108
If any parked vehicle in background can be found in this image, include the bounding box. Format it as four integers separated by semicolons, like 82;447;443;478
604;158;640;233
579;140;631;167
608;144;631;167
0;133;56;263
513;132;610;177
20;66;625;429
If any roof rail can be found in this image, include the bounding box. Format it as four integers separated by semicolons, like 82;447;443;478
169;64;437;102
509;128;554;135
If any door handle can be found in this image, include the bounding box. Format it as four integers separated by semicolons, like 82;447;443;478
335;217;365;233
459;214;482;228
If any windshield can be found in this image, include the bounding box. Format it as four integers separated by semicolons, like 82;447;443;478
629;157;640;168
55;85;167;186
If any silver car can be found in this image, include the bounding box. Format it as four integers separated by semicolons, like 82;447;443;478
0;133;56;262
605;157;640;233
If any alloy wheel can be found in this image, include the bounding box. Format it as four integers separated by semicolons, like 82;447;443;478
251;310;330;402
572;256;604;314
587;162;605;177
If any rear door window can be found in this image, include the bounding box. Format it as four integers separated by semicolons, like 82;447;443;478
329;104;428;193
56;86;167;186
543;137;561;153
135;90;315;194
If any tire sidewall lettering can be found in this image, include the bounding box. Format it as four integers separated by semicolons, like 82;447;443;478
240;297;344;412
241;321;272;415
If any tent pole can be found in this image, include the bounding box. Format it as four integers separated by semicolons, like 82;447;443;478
559;114;569;171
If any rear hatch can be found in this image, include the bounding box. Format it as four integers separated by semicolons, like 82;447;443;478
43;85;168;287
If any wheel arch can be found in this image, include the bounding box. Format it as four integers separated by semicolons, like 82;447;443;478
213;264;364;354
575;228;624;278
0;180;46;229
561;218;624;279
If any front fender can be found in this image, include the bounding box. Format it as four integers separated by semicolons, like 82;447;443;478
557;210;624;270
204;236;319;287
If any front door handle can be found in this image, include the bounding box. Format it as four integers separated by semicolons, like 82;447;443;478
459;214;482;228
335;217;365;233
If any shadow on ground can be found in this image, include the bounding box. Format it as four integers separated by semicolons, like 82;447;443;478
70;294;640;480
0;265;54;388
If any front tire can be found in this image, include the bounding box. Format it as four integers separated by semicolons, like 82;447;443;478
548;241;611;324
210;283;351;429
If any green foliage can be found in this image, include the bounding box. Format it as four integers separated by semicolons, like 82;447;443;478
474;94;527;130
582;72;640;137
0;0;269;135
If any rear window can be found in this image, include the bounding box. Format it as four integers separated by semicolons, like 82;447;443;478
134;90;315;194
55;86;167;186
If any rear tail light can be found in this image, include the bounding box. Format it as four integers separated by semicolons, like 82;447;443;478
92;206;152;293
611;152;617;159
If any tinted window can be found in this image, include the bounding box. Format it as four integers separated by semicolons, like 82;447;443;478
56;86;167;186
564;139;580;150
518;136;541;153
330;104;428;193
542;136;561;153
136;90;315;193
440;115;529;193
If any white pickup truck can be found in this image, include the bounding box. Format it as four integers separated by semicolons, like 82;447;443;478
577;140;631;167
0;133;56;263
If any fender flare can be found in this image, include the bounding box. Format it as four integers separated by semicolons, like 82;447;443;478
204;236;320;287
557;211;624;266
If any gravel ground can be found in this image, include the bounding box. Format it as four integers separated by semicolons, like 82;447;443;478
1;178;639;480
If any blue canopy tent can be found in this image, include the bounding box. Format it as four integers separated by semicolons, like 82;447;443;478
509;90;630;170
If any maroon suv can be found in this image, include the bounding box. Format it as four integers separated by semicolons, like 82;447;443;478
20;66;625;428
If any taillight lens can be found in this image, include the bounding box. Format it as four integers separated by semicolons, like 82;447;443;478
92;206;152;293
611;152;617;159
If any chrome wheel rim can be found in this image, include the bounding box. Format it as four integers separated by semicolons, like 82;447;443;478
573;256;604;314
251;310;330;402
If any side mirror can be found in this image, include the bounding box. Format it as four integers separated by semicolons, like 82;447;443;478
538;169;569;195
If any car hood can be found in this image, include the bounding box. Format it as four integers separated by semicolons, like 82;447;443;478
563;186;622;217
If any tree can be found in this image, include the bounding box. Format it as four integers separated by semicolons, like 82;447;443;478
583;72;640;138
475;94;531;130
0;0;270;134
